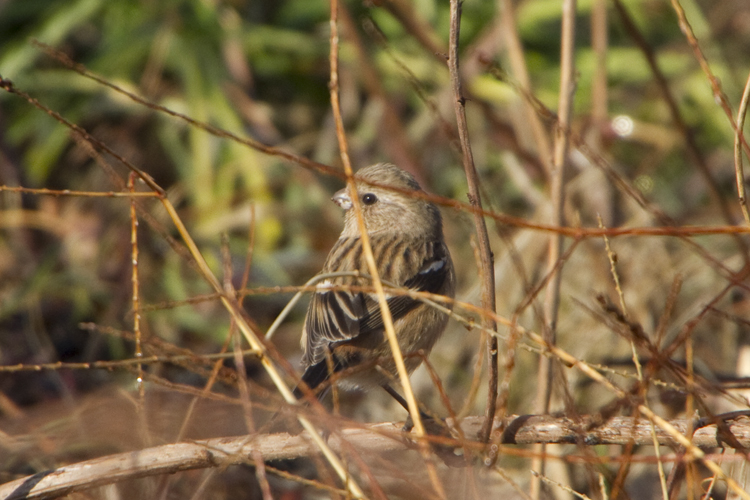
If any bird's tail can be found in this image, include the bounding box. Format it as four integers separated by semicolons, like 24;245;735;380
292;357;344;400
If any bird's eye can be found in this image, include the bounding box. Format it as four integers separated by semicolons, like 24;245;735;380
362;193;378;205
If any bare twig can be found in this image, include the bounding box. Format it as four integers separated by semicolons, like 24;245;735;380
0;351;258;373
229;212;273;500
0;186;159;197
128;172;152;462
531;0;577;496
518;319;750;500
530;470;592;500
13;47;750;248
600;216;669;499
448;0;499;445
128;173;145;400
590;0;608;144
330;0;427;442
328;1;443;497
667;0;750;156
164;194;368;498
499;0;553;175
29;42;339;181
735;69;750;224
378;0;446;62
3;130;748;247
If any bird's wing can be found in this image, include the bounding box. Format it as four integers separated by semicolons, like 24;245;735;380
358;250;450;335
303;240;450;366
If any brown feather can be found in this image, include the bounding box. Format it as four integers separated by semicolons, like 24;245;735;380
299;163;455;392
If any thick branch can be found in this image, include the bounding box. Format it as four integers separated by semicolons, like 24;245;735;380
4;414;750;500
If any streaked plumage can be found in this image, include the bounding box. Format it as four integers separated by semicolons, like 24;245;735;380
297;163;455;397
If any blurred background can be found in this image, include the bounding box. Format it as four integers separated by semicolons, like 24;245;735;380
1;0;750;498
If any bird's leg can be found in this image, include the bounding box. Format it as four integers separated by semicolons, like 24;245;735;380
380;384;464;466
380;384;432;431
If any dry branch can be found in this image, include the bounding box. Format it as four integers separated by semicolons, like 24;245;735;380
3;414;750;500
448;0;499;445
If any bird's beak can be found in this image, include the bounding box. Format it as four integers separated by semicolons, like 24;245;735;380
332;188;352;210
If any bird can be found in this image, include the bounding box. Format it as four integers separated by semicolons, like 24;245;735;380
295;162;455;413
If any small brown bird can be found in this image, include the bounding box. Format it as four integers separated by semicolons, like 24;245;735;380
296;163;455;410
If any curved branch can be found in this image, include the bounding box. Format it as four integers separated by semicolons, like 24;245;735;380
4;414;750;500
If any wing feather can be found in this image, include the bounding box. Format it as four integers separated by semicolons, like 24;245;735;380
302;236;450;367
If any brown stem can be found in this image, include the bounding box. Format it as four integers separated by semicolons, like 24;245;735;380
499;0;553;176
735;69;750;225
667;0;750;157
448;0;498;444
590;0;608;147
531;0;577;497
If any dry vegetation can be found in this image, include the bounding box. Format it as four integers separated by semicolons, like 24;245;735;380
1;0;750;499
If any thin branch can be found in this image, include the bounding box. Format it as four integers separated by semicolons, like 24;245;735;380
590;0;608;147
667;0;750;156
128;172;152;458
128;173;145;400
4;181;748;239
378;0;446;62
735;68;750;224
516;316;750;500
229;214;274;500
448;0;499;444
11;46;750;246
29;42;339;181
532;0;577;496
530;470;592;500
161;193;368;499
328;1;442;497
0;351;261;373
0;186;159;197
499;0;553;175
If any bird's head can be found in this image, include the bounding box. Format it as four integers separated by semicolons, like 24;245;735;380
333;163;441;238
